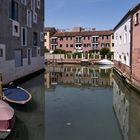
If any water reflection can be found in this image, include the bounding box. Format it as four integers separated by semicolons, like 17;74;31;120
113;74;140;140
45;65;122;140
45;65;114;88
5;74;45;140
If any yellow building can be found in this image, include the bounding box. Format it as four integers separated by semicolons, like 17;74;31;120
44;27;56;51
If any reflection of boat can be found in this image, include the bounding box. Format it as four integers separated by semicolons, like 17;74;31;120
0;100;15;139
96;59;114;65
98;65;114;69
3;87;32;105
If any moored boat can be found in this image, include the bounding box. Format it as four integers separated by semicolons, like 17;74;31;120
3;86;32;105
95;59;114;65
0;100;15;139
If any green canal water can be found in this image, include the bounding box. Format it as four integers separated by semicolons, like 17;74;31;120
4;65;140;140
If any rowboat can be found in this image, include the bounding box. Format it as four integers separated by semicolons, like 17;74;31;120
3;86;32;105
0;100;15;139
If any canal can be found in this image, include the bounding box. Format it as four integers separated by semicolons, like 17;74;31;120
4;64;140;140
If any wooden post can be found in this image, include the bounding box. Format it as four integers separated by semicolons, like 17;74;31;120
0;74;3;99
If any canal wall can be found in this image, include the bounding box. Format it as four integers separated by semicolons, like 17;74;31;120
0;56;45;85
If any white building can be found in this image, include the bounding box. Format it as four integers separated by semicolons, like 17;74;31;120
114;15;131;69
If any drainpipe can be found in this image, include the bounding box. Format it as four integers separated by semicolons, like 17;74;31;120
130;13;133;80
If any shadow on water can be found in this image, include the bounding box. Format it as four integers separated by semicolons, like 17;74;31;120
9;98;37;113
5;117;29;140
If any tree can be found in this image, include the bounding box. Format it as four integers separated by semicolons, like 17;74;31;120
100;48;110;57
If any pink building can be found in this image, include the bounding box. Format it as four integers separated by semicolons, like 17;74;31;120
131;3;140;89
50;27;113;53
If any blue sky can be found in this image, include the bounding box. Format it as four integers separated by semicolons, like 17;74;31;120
45;0;140;30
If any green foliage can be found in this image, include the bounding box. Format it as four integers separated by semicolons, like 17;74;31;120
100;48;110;56
73;52;82;58
44;48;49;53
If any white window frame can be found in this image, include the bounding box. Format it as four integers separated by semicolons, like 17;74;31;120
12;20;20;37
40;32;44;42
0;44;5;61
31;0;36;11
37;47;41;56
21;27;27;46
37;0;41;9
27;10;32;28
21;0;27;5
33;12;37;23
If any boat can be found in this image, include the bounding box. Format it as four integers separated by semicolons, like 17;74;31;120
95;59;114;65
0;100;15;139
3;86;32;105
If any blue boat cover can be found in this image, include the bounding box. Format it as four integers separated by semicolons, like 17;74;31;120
4;88;29;101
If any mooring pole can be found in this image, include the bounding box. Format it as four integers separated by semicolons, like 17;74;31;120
0;74;3;99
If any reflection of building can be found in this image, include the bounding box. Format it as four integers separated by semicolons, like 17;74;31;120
113;78;129;140
0;0;44;84
45;65;113;88
113;73;140;140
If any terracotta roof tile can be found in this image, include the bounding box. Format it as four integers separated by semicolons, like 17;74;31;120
52;30;113;37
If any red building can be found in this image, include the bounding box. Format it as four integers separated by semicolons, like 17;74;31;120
50;27;113;53
131;3;140;89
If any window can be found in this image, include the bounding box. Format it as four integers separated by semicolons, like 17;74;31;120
15;50;23;67
84;44;86;47
70;44;73;47
60;44;62;47
31;0;36;11
37;0;41;9
0;49;3;57
83;37;86;40
101;43;104;47
88;37;90;40
75;36;81;43
33;32;38;46
66;37;68;41
21;0;27;5
11;0;18;21
37;47;40;56
102;36;104;40
106;43;110;47
92;36;98;42
21;27;27;46
106;36;109;39
33;12;37;23
70;37;73;40
87;44;91;47
12;20;20;37
112;43;114;47
135;13;139;25
40;32;44;42
27;10;32;27
66;44;68;47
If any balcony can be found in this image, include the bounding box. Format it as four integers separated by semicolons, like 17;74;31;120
92;36;99;43
51;38;58;45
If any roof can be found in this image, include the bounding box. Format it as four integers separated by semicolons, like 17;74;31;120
114;2;140;31
52;30;113;37
44;27;57;36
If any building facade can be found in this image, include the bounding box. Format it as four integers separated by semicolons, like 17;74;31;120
49;27;113;53
0;0;44;84
44;27;56;51
131;4;140;88
114;2;140;89
114;14;131;80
